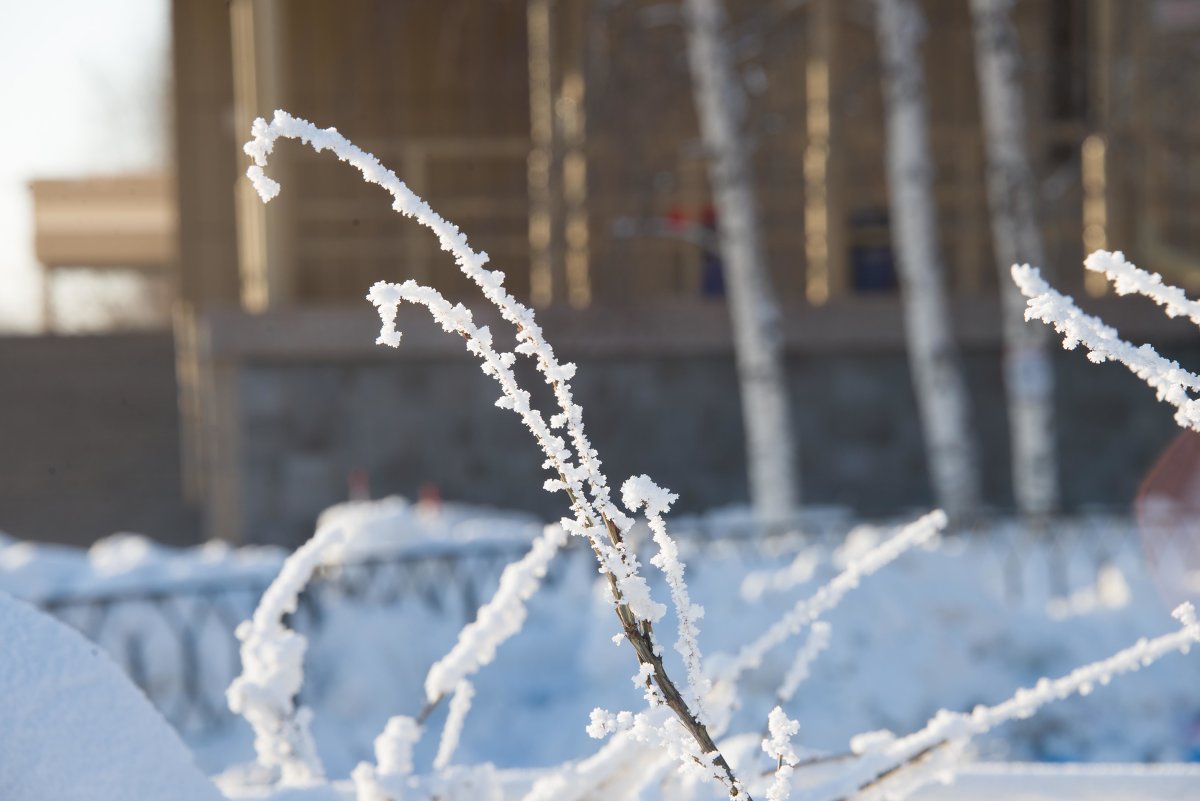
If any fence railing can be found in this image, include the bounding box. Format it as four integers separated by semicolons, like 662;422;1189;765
32;516;1160;736
39;541;532;732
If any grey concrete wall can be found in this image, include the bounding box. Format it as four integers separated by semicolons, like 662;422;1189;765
231;341;1192;547
0;333;198;546
0;311;1191;551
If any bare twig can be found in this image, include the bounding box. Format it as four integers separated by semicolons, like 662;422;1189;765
836;740;949;801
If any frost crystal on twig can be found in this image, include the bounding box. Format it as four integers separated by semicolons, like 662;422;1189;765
826;603;1200;801
623;474;710;720
425;524;567;705
776;621;832;706
243;110;747;798
1085;250;1200;327
226;523;347;784
1013;260;1200;431
433;680;475;771
762;706;800;801
721;510;946;683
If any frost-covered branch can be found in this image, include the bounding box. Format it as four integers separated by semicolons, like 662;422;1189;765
1012;262;1200;431
1085;249;1200;327
247;111;631;543
740;548;820;602
720;511;945;684
762;707;801;801
424;524;567;709
244;110;745;797
623;475;710;720
822;602;1200;801
352;715;422;800
520;720;667;801
433;680;474;771
226;523;347;784
776;621;832;706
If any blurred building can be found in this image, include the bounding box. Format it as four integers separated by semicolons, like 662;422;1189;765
4;176;187;547
165;0;1200;545
29;174;175;333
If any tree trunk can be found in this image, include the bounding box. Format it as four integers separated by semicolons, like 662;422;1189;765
683;0;798;529
970;0;1060;517
873;0;982;521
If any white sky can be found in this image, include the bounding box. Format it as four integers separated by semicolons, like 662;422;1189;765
0;0;168;333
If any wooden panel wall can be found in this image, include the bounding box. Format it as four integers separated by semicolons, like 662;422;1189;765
176;0;1191;312
276;0;531;305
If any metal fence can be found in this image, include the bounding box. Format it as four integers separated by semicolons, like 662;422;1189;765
34;516;1160;736
40;541;532;732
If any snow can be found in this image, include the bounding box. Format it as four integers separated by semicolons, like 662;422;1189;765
0;590;223;801
3;504;1200;800
0;530;282;603
0;496;541;605
314;496;543;562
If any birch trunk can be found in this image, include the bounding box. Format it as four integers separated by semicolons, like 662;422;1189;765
970;0;1060;516
873;0;982;521
683;0;798;529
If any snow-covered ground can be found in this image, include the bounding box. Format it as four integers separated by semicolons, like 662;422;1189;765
3;497;1198;793
0;590;223;801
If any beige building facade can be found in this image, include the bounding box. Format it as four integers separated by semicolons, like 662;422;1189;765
168;0;1200;543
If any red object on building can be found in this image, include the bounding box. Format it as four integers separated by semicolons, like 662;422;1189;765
418;481;443;513
1135;430;1200;608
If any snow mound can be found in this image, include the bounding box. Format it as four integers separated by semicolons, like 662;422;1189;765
0;590;223;801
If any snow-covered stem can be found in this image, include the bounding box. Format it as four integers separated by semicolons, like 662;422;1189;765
826;602;1200;801
433;681;474;771
226;523;348;784
374;716;422;778
244;110;744;798
740;548;820;602
776;621;832;706
762;707;800;801
584;705;741;797
873;0;981;522
352;715;423;801
623;475;710;721
720;511;946;684
683;0;799;528
520;720;669;801
369;280;656;624
970;0;1059;516
1085;249;1200;327
247;112;622;548
248;111;630;544
424;524;568;708
1012;263;1200;431
371;277;730;792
